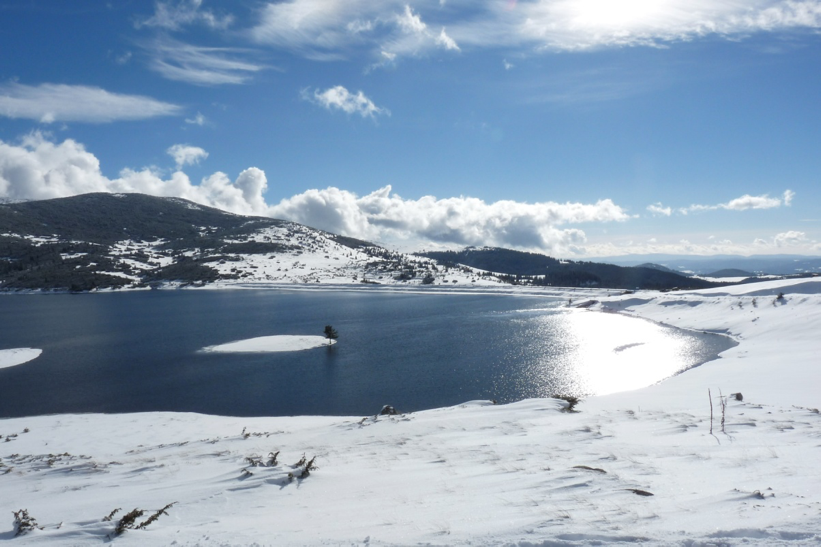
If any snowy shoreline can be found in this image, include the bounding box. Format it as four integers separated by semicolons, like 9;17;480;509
2;278;820;545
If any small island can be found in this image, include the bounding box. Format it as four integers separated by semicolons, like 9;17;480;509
0;348;42;370
201;335;335;354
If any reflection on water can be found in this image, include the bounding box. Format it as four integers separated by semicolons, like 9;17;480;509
498;308;733;399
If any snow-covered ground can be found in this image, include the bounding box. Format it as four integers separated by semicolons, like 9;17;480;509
2;278;820;545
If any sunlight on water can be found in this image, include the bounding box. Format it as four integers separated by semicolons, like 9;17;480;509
516;309;714;397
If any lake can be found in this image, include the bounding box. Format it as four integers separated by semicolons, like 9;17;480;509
0;289;735;418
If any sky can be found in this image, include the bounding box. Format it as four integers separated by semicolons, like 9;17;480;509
0;0;820;257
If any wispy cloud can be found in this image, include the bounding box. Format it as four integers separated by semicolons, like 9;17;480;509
250;1;462;62
185;112;207;126
167;144;208;169
137;0;234;31
0;82;181;123
681;190;794;214
302;86;390;118
646;203;672;216
246;0;821;61
146;39;266;85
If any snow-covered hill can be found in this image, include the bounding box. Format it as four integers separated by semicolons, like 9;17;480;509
0;193;504;290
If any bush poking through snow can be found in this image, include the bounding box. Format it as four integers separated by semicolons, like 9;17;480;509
300;456;318;478
112;503;176;536
553;395;580;412
380;405;399;415
102;508;121;522
12;509;42;536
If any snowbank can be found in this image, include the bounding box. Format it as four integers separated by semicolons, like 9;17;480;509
201;335;335;353
0;348;41;370
2;278;820;545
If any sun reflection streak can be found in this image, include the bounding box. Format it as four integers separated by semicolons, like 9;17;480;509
522;309;709;397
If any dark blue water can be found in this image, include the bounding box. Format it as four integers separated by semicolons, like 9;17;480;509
0;290;735;418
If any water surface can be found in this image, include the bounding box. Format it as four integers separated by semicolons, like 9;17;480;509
0;289;734;417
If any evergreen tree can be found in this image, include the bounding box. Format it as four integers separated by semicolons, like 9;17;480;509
323;325;339;345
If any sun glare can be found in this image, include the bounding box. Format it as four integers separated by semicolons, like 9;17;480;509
565;0;664;29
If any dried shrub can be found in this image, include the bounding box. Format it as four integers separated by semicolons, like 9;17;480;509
12;509;42;536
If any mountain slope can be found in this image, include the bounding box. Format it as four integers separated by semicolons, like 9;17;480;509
0;193;494;291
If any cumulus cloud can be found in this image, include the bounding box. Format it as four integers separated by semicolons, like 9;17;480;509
138;0;234;30
0;133;268;215
247;0;821;60
0;133;632;254
269;185;629;253
302;86;390;118
0;82;181;123
646;202;672;216
681;190;794;214
167;144;208;169
146;39;266;85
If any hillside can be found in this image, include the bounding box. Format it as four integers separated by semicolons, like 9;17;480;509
0;193;496;291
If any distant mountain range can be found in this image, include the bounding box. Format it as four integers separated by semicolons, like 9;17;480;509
418;247;718;290
597;254;821;276
4;193;811;292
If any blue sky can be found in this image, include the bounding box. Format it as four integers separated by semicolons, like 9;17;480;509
1;0;820;257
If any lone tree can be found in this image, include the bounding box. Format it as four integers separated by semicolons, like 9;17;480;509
323;325;339;346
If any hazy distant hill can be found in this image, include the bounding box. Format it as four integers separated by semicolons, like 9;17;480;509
635;263;688;275
598;254;821;276
419;247;717;290
704;268;755;278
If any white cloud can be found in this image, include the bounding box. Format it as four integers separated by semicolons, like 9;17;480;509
138;0;234;30
681;190;794;214
0;133;630;254
247;0;821;60
397;5;427;34
269;185;629;253
303;86;390;118
167;144;208;169
503;59;514;70
783;189;795;205
0;133;268;215
147;39;266;85
773;230;809;247
185;112;207;126
436;27;461;51
646;202;672;216
250;1;463;61
0;83;181;124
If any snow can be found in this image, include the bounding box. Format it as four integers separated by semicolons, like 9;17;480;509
202;335;336;353
0;348;41;370
2;278;821;545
